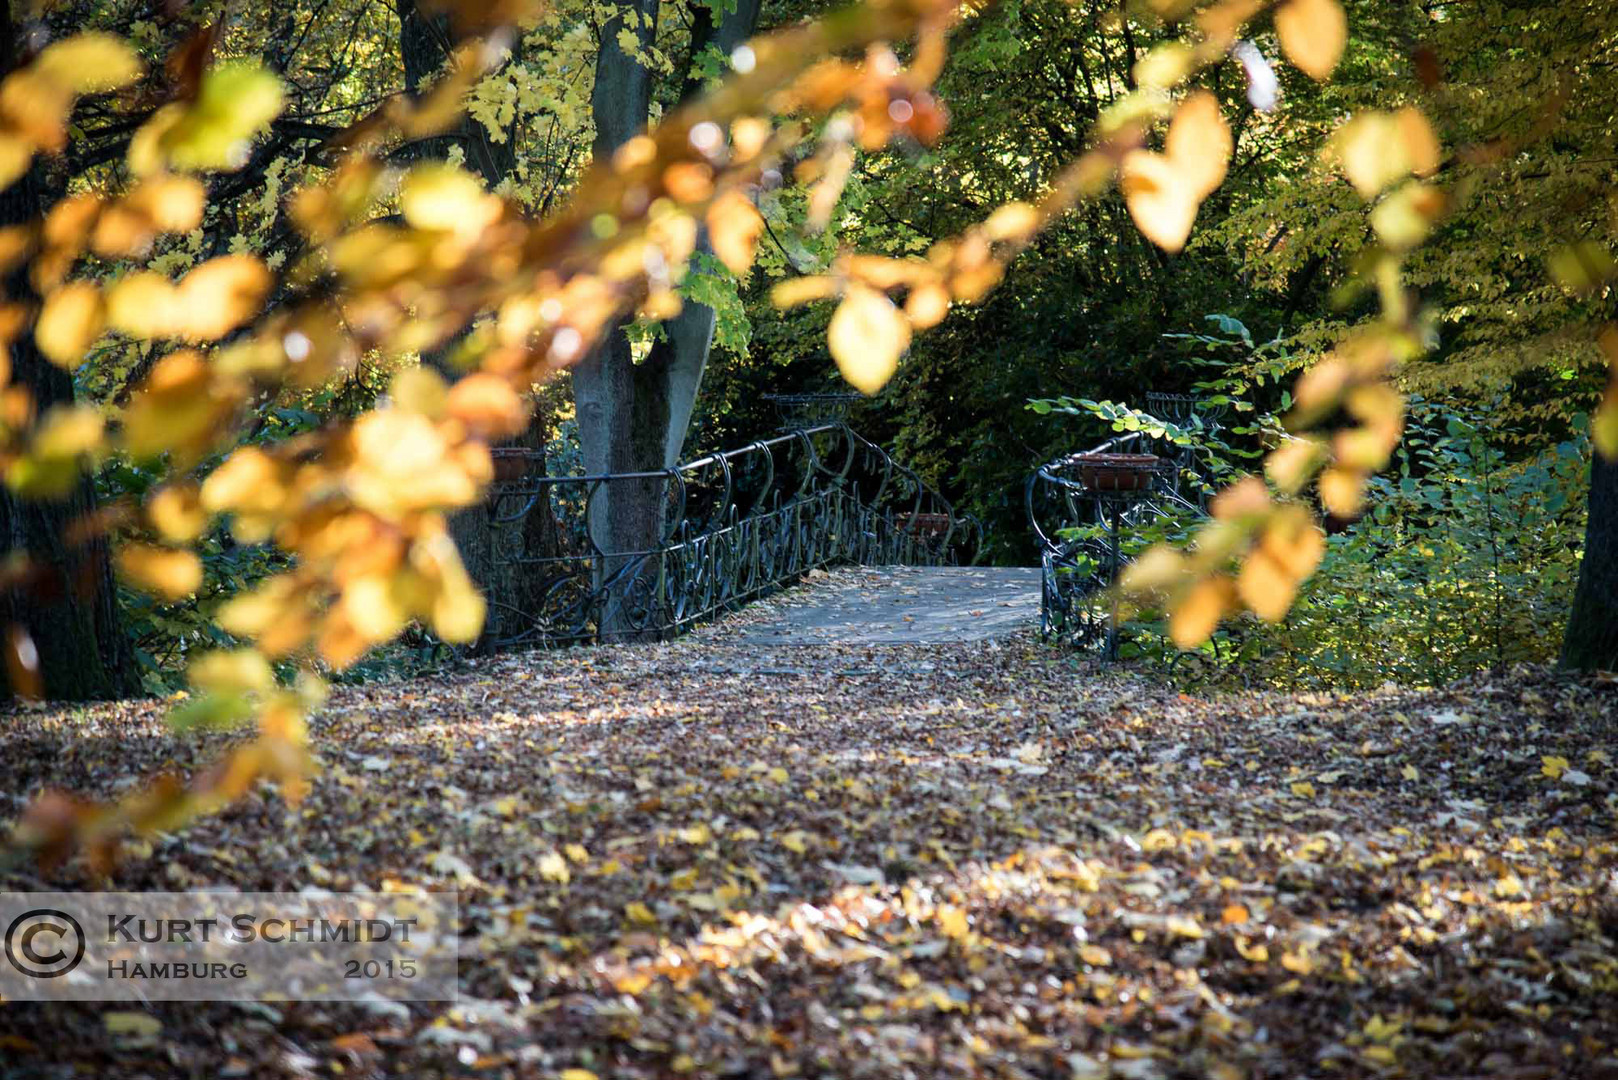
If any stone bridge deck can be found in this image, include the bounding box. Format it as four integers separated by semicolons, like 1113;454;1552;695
704;565;1042;645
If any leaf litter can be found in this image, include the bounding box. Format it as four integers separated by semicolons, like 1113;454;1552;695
1;605;1616;1078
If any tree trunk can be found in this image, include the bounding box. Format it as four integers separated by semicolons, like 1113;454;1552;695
0;10;138;701
400;2;546;652
1560;449;1618;671
574;0;760;636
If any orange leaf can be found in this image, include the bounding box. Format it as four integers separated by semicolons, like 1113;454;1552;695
1165;91;1232;200
1275;0;1347;81
707;190;763;276
1120;150;1197;253
1237;550;1295;622
1170;575;1233;648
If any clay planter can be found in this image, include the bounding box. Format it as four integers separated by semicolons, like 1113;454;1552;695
897;512;952;536
1072;452;1161;493
491;451;544;482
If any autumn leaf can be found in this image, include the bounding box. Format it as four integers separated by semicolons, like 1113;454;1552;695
1164;91;1232;200
157;62;286;172
35;281;104;367
707;190;764;276
1275;0;1348;81
1170;575;1233;648
1120;150;1198;253
117;543;203;601
828;283;908;394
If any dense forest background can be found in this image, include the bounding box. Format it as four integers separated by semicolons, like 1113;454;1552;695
5;0;1614;698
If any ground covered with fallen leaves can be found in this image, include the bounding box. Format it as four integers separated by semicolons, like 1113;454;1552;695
2;607;1617;1078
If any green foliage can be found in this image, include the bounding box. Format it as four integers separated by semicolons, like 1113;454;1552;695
1089;397;1588;689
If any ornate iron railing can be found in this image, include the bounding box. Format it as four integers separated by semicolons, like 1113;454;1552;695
1026;400;1220;656
471;423;980;648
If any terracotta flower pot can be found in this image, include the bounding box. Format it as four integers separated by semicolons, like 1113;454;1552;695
1073;452;1161;492
897;511;951;535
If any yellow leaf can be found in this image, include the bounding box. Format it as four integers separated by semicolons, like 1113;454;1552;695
105;271;179;338
1275;0;1347;81
1166;915;1204;939
1334;111;1433;200
0;133;34;191
1370;181;1445;252
1142;828;1177;853
938;905;969;939
1133;43;1194;91
1396;107;1442;177
36;281;105;367
904;282;951;330
30;404;104;459
539;851;571;884
828;284;908;395
431;568;486;645
766;766;789;784
160;62;286;172
1170;575;1233;649
707;190;763;276
188;649;273;695
1078;944;1112;966
669;866;699;890
446;372;528;439
1318;466;1364;518
1120;545;1186;594
624;901;657;926
1265;439;1325;494
1235;937;1269;962
1164;90;1231;200
1258;506;1326;580
982;201;1040;243
117;543;202;601
1540;755;1570;780
1595;387;1618;461
771;275;840;308
401;162;501;235
1280;949;1314;975
779;830;810;854
1401;764;1419;781
1290;780;1316;799
147;483;208;542
175;255;272;341
1238;551;1296;623
1210;475;1271;520
1120;150;1197;253
36;33;144;95
130;175;207;233
560;1070;600;1080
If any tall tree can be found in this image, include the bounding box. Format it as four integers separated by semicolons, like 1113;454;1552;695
0;10;136;699
574;0;762;632
1562;455;1617;670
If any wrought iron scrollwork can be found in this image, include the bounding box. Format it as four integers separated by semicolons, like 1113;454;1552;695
480;423;980;648
1026;399;1221;656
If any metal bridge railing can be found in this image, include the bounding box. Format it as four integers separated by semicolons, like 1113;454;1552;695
474;423;980;648
1026;396;1222;657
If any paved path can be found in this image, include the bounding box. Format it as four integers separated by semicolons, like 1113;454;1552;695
709;564;1041;645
